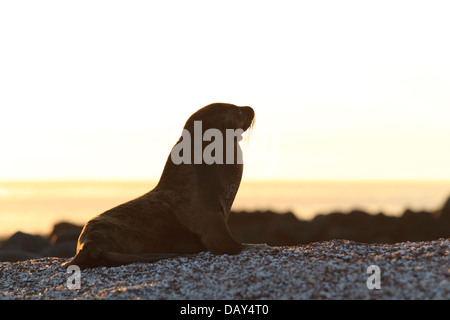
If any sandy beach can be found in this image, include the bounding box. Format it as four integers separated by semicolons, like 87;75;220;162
0;239;448;300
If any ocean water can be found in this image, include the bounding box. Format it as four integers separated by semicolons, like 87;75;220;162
0;180;449;238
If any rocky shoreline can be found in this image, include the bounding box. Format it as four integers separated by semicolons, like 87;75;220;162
0;239;448;300
0;197;449;300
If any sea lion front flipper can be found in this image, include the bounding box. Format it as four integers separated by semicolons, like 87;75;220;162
199;214;243;255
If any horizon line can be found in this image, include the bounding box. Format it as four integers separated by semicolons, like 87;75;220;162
2;178;450;183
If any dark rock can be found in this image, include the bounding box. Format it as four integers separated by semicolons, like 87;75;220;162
228;200;449;246
0;250;42;262
49;222;83;244
438;197;450;220
0;224;81;262
228;210;303;246
39;241;77;258
399;209;437;242
435;197;450;237
52;229;81;244
371;213;398;243
0;231;50;253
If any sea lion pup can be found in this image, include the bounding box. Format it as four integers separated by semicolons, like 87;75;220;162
63;102;266;269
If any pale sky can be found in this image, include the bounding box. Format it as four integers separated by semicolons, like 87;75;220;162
1;1;449;181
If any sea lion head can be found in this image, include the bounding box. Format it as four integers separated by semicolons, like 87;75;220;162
166;102;255;173
184;103;255;135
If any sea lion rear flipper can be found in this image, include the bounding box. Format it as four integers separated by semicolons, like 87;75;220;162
63;250;181;269
62;240;106;269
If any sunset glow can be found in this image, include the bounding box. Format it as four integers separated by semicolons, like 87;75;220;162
1;1;449;181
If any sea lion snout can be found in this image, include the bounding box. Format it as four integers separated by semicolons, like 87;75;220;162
238;106;255;131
